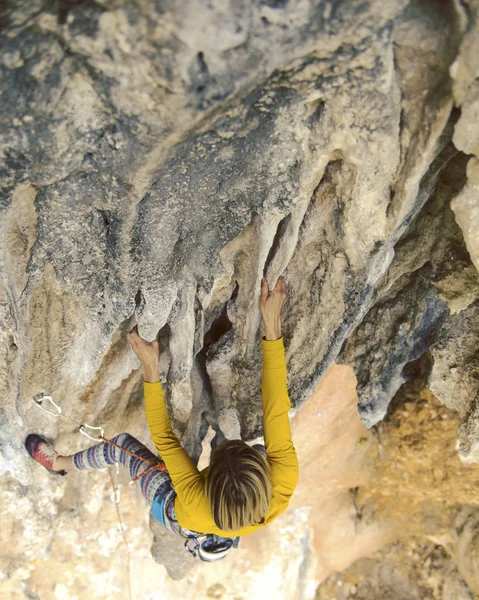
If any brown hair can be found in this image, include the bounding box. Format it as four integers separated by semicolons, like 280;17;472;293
205;440;272;532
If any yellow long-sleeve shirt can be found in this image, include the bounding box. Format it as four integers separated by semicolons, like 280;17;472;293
144;336;299;537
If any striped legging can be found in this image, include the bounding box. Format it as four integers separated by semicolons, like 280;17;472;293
72;433;174;511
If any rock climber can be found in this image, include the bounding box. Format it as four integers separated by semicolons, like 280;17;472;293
25;276;299;559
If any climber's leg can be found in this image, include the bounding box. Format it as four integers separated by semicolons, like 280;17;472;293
70;432;172;505
54;455;74;471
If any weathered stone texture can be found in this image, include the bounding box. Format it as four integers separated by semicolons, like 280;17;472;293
1;0;479;595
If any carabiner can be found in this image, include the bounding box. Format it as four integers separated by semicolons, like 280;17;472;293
184;537;200;558
34;395;61;417
78;423;105;442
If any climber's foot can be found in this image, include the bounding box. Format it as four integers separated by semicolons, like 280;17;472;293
24;434;67;476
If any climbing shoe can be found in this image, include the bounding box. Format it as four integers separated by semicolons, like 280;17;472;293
25;434;67;476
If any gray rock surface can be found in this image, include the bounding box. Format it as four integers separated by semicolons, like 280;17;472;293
1;0;479;591
149;515;194;580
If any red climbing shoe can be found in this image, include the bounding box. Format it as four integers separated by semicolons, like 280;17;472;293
25;434;67;476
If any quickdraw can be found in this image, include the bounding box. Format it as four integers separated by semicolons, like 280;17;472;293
34;394;167;485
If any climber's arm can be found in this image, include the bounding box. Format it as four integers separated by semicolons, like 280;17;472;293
143;382;202;498
261;335;299;498
259;277;299;499
128;329;202;499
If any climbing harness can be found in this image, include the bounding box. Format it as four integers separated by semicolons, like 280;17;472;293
162;495;240;562
34;394;167;484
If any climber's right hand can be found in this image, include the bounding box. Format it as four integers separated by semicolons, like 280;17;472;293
128;327;160;382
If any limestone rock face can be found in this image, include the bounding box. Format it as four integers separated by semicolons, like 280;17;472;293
1;0;479;596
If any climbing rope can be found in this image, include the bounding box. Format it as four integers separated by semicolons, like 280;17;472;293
33;393;167;600
107;463;133;600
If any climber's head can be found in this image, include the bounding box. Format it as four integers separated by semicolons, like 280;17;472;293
205;439;272;532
